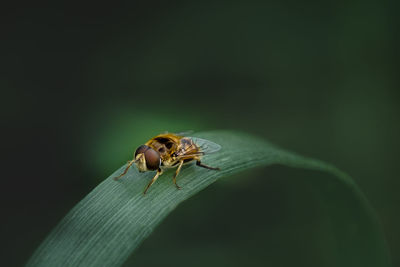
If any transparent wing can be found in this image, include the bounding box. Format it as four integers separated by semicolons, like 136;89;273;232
175;130;194;136
189;137;221;154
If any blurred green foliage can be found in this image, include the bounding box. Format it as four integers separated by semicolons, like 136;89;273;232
1;0;399;266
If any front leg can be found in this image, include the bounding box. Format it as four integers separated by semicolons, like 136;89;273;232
114;160;135;180
173;160;184;190
143;168;163;195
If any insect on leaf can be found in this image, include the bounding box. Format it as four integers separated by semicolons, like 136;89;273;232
26;131;392;267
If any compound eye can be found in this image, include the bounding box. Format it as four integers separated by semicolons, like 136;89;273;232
135;145;149;157
144;148;160;171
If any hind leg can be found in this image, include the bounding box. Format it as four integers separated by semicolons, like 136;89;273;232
196;160;220;171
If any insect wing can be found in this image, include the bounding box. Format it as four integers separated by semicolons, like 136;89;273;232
174;130;194;136
190;137;221;154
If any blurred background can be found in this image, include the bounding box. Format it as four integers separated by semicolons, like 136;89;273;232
1;1;399;266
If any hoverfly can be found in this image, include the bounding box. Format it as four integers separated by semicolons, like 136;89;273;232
114;132;221;194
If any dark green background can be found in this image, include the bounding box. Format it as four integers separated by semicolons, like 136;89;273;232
1;1;399;266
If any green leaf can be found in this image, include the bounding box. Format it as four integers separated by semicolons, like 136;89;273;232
27;131;391;267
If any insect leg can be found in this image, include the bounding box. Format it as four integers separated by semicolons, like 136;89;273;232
173;160;184;190
196;160;220;171
114;160;135;180
143;168;163;195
